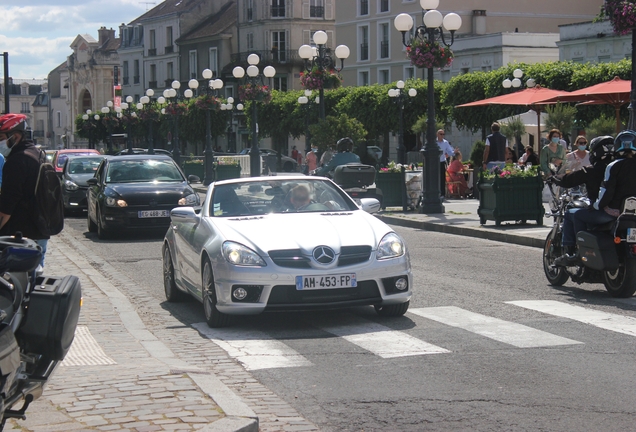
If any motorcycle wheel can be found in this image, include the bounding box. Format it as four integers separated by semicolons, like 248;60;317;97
603;257;636;298
543;235;569;286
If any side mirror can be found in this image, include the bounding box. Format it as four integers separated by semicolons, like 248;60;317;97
358;198;381;214
86;178;98;186
170;207;199;224
188;175;201;183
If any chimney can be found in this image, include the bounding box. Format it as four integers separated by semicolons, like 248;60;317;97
98;27;115;45
472;10;487;35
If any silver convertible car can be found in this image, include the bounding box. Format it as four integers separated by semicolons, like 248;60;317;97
162;176;412;327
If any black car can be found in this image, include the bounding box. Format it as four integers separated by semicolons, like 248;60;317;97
61;155;105;214
115;148;173;157
86;155;201;239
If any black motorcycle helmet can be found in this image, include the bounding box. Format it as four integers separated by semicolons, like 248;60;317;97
337;137;354;152
588;135;615;166
614;129;636;158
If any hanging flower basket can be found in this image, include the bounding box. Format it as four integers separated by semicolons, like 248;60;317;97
601;0;636;35
139;107;160;122
195;94;221;111
300;67;343;90
238;84;272;103
406;39;453;69
165;103;187;116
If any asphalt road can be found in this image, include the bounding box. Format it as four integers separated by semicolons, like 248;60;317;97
64;215;636;432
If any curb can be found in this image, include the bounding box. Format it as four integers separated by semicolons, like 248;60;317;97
375;214;546;249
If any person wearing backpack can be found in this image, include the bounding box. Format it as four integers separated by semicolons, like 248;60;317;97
0;113;55;268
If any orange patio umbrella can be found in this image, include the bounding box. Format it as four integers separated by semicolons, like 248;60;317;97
535;77;630;133
455;86;571;149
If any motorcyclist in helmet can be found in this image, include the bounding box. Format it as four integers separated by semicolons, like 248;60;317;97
313;137;361;178
552;135;614;265
555;130;636;266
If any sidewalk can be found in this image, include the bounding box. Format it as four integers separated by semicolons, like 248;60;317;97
375;198;552;249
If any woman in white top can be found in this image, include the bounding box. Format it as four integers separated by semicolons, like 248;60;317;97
565;135;590;172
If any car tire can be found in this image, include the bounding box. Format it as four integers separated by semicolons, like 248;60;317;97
163;244;186;302
87;209;97;233
202;259;231;328
97;207;112;240
374;301;409;317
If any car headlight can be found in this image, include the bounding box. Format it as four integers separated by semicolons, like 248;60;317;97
64;179;79;191
376;232;405;260
222;241;266;266
179;192;199;206
105;196;128;207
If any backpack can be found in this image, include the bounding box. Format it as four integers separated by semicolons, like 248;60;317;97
31;150;64;236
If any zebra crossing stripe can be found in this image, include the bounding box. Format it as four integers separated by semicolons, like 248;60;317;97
409;306;582;348
508;300;636;337
62;326;117;366
315;316;450;357
192;323;312;370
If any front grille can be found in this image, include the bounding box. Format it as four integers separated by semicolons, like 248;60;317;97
266;280;381;309
269;245;371;269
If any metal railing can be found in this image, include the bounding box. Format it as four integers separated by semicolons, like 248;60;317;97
133;76;140;84
123;77;129;85
271;5;286;17
148;48;157;56
165;45;174;54
231;50;303;65
148;81;157;88
360;43;369;61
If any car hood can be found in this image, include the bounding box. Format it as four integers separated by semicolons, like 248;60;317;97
211;211;391;253
107;182;195;204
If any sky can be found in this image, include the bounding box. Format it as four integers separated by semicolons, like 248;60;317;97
0;1;152;80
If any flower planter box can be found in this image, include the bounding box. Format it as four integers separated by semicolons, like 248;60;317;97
215;165;241;181
477;173;544;226
182;163;204;179
375;172;404;209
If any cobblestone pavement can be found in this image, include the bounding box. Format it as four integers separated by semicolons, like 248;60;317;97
7;228;319;432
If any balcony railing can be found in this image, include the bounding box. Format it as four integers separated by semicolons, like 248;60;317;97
165;45;174;54
133;75;140;84
360;43;369;61
148;48;157;56
123;77;129;85
271;6;285;17
231;49;303;66
20;109;30;113
310;6;324;17
148;81;157;88
380;41;389;58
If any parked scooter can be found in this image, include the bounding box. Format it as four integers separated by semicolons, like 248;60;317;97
0;234;81;430
543;179;636;297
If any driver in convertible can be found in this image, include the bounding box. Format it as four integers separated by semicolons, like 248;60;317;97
290;185;312;210
313;137;360;178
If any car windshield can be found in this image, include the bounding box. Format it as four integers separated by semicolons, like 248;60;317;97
106;159;184;183
68;157;103;174
210;179;356;217
57;152;99;168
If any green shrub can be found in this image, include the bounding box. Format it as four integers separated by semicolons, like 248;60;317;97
469;141;485;167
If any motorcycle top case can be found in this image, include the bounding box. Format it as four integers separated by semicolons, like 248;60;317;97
332;164;376;189
576;231;619;271
17;275;81;361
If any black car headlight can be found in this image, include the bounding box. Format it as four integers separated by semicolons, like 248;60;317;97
105;196;128;207
376;233;405;260
222;241;266;266
64;179;79;191
179;192;199;206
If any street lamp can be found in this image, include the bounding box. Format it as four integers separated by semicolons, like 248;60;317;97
389;80;417;211
101;101;115;152
232;54;276;177
395;0;461;214
298;31;349;120
502;68;536;157
298;89;319;156
163;80;196;167
140;89;163;155
220;97;244;154
201;68;224;185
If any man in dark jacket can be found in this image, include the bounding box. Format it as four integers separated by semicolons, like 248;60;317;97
0;113;49;267
482;122;508;169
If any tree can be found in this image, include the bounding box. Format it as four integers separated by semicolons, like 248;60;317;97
544;103;577;142
500;116;526;157
308;115;367;151
586;115;616;137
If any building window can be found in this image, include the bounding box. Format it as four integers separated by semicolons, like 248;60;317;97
359;0;368;16
189;50;198;79
246;0;254;21
20;86;28;96
379;0;389;13
134;60;140;84
358;70;369;86
166;26;173;53
56;111;61;127
359;25;369;61
404;66;415;80
310;0;324;17
461;67;470;74
247;33;254;50
272;76;287;91
19;102;29;113
149;29;156;56
209;48;218;77
271;31;286;62
272;0;285;18
378;69;389;84
379;23;389;59
149;64;157;88
167;62;174;86
123;61;129;85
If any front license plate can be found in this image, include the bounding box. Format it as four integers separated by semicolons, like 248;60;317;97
627;228;636;243
138;210;169;218
296;274;357;290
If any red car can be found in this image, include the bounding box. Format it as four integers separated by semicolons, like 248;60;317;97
52;149;101;176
